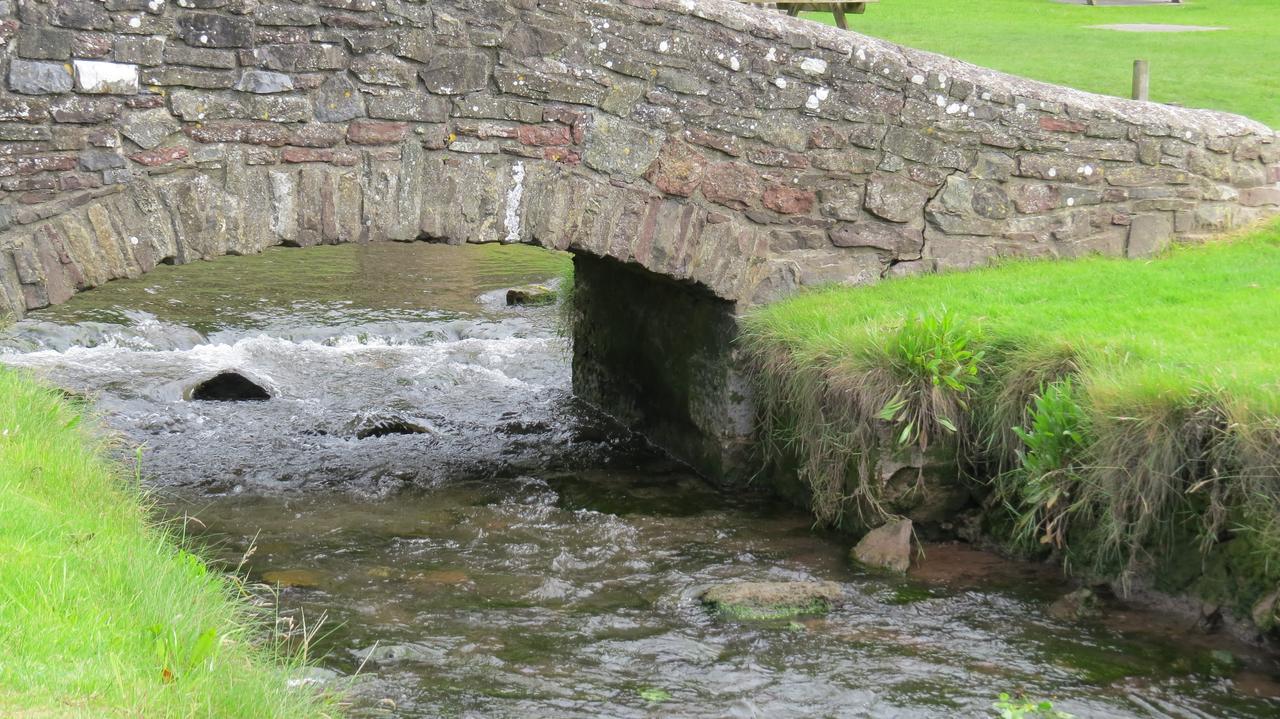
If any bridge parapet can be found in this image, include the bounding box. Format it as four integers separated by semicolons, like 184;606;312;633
0;0;1276;479
1;0;1276;318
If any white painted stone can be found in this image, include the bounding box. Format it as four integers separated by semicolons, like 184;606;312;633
73;60;139;95
805;87;829;110
504;161;526;242
799;57;827;75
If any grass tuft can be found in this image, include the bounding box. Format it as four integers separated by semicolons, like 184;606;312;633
742;223;1280;613
0;368;338;717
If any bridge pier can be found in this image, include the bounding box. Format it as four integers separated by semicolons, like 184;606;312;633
569;253;755;483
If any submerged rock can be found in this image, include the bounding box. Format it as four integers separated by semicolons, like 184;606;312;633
1196;649;1242;678
355;642;447;664
187;371;271;401
350;409;435;437
700;581;842;620
354;414;431;439
505;284;556;306
1048;587;1101;621
851;518;914;573
262;568;324;588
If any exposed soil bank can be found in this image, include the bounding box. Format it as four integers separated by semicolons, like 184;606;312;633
742;225;1280;642
0;370;332;717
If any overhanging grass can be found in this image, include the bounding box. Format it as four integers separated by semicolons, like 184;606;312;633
742;222;1280;613
801;0;1280;127
0;370;336;717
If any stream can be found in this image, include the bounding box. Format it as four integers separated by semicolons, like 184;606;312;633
2;241;1277;718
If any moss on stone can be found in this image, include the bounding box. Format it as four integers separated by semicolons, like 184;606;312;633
700;581;842;621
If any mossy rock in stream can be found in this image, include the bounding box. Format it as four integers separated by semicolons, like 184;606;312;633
700;581;842;620
505;284;556;306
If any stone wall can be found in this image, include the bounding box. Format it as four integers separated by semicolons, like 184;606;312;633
0;0;1276;477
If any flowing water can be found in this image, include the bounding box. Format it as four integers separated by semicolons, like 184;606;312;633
2;241;1277;719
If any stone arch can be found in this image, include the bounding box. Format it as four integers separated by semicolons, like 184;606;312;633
1;0;1277;478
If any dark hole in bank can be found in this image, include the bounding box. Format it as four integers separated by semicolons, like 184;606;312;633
189;371;271;402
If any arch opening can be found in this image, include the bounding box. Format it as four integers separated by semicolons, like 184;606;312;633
567;252;753;481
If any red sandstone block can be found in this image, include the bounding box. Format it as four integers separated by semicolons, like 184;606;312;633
701;162;760;209
808;125;847;149
684;127;742;157
4;175;57;191
281;146;334;163
517;124;572;147
19;190;56;204
129;146;189;167
763;185;816;215
17;154;78;175
59;172;103;191
643;139;704;197
333;148;360;166
1039;116;1086;134
346;120;409;145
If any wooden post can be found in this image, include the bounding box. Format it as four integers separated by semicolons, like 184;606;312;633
1132;59;1149;102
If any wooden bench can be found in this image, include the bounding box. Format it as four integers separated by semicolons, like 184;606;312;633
741;2;880;30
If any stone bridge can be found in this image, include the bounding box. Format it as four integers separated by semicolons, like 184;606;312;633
1;0;1277;479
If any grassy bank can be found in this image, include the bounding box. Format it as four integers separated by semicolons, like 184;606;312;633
803;0;1280;127
742;223;1280;622
0;370;335;717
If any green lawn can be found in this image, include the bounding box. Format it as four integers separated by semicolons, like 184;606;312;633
742;222;1280;615
0;371;335;717
748;224;1280;409
802;0;1280;127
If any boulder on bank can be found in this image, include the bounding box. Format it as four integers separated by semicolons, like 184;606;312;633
1252;589;1279;633
505;284;556;306
1048;587;1101;622
186;370;271;401
700;580;842;620
851;518;914;573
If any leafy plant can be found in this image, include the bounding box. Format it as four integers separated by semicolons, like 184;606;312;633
878;308;984;450
146;623;221;684
1000;379;1089;549
993;692;1074;719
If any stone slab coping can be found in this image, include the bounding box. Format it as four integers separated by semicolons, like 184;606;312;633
690;0;1272;135
1089;24;1229;33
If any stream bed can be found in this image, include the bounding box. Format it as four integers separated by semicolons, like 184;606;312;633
2;242;1277;718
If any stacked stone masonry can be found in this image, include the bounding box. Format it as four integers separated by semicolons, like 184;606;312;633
0;0;1277;321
